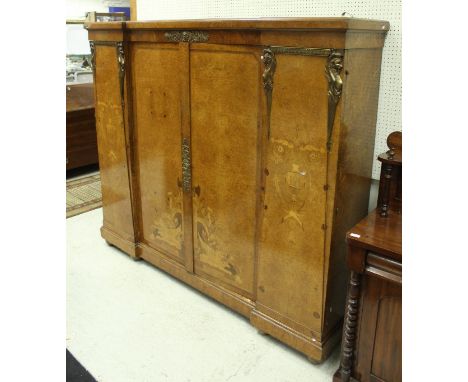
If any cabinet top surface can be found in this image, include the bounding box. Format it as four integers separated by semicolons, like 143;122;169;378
85;17;389;32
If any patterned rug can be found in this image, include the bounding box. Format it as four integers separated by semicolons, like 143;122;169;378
66;174;102;218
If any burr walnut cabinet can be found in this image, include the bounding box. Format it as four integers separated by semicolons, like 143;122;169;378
86;17;389;362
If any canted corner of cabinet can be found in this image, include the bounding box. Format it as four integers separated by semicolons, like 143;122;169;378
101;226;140;260
85;21;125;31
86;22;125;42
249;309;340;363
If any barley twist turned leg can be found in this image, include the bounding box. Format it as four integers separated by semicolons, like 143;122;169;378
340;271;362;382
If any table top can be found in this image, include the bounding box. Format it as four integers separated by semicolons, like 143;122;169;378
66;83;95;112
347;209;402;262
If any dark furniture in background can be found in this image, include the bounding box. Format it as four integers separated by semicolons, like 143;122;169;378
66;83;98;171
334;132;402;382
377;132;402;217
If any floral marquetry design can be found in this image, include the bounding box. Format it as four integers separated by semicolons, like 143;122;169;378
269;138;325;239
193;192;241;283
150;190;183;250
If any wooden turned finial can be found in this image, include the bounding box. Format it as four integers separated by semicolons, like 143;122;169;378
386;131;402;160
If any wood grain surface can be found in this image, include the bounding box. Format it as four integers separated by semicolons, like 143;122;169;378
88;18;389;362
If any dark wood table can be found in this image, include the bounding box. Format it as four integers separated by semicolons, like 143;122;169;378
334;131;402;382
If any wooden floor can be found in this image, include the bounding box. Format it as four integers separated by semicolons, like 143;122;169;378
66;173;102;218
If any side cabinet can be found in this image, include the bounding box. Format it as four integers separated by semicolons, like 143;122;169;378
87;18;389;362
252;48;337;358
91;41;136;256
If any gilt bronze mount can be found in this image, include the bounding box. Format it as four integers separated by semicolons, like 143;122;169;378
165;31;209;43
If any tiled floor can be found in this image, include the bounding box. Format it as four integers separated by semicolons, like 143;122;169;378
67;208;341;382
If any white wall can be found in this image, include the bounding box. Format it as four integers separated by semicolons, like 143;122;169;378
66;0;106;54
136;0;401;179
66;25;91;55
66;0;130;55
66;0;130;18
66;0;108;19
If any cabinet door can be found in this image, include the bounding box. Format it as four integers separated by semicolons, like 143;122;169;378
132;43;189;266
356;277;402;382
94;43;135;242
257;52;330;335
190;44;262;298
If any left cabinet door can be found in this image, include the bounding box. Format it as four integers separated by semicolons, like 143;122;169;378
94;43;135;250
131;42;191;267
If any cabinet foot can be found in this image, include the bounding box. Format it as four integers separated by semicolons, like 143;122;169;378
250;309;340;363
307;356;320;365
101;226;140;260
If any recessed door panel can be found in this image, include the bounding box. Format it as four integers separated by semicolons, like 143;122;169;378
190;44;261;297
132;43;185;263
257;53;329;334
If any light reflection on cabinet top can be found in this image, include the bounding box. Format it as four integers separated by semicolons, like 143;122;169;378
86;18;390;50
85;17;389;32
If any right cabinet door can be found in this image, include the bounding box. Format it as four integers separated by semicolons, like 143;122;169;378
189;43;263;299
257;51;330;336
